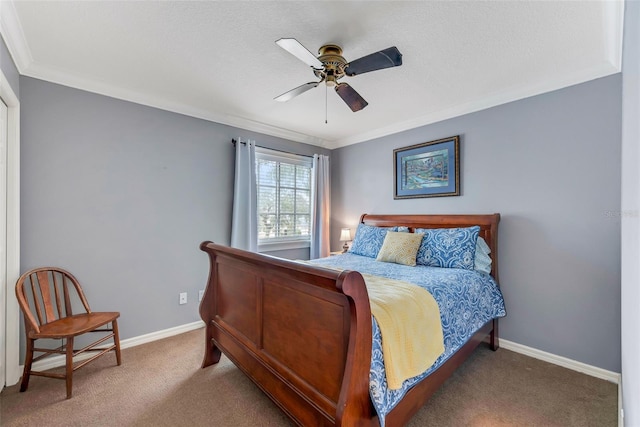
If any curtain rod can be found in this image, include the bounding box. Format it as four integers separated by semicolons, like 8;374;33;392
232;139;314;159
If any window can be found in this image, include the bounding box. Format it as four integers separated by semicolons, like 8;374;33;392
256;148;312;251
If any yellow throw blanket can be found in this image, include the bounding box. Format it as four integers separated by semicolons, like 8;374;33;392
361;273;444;390
300;261;444;390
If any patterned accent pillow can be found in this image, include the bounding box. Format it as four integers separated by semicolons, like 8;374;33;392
474;236;492;274
415;226;480;270
376;231;424;266
348;224;397;258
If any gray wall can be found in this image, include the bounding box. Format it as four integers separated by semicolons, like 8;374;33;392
19;76;328;347
331;75;622;372
1;35;20;99
621;0;640;423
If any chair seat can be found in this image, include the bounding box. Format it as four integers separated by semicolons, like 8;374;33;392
31;312;120;339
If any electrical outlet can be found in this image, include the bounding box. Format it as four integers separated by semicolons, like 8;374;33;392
199;290;204;302
179;292;187;305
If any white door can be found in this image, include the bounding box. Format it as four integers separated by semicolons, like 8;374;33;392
0;98;7;389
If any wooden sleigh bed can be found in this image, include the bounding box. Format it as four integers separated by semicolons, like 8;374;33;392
199;213;501;426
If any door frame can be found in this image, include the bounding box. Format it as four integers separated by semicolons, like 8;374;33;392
1;68;20;387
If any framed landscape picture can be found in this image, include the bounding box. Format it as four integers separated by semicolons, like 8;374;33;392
393;135;460;199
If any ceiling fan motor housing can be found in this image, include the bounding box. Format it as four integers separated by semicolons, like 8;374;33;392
314;44;347;86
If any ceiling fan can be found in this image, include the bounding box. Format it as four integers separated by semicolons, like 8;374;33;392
274;38;403;112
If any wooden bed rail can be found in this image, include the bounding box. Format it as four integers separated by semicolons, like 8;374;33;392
199;242;378;426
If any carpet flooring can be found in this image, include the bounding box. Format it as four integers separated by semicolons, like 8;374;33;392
0;328;617;426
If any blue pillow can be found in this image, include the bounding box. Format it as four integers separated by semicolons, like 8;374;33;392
415;226;480;270
348;224;398;258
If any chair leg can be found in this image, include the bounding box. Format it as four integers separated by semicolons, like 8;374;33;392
20;338;35;392
113;319;122;365
65;336;74;399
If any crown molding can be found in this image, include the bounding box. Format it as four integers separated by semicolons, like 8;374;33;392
17;58;621;153
326;0;624;149
1;0;624;152
0;0;32;72
604;0;624;72
23;61;329;148
326;60;621;149
0;0;329;149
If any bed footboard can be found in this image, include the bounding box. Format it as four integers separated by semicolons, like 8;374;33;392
199;242;378;426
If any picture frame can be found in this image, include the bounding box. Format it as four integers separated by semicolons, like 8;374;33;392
393;135;460;199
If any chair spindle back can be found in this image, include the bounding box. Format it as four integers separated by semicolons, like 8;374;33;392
16;267;92;333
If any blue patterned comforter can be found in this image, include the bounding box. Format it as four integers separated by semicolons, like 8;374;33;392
310;253;506;425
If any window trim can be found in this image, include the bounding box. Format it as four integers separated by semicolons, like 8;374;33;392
255;147;312;167
255;147;313;253
258;238;311;253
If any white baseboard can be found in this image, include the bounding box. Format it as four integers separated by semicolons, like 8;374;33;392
20;324;621;395
501;339;623;427
500;339;621;384
22;320;205;373
116;320;205;350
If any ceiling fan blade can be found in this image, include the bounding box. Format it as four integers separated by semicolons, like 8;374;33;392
345;46;403;76
276;38;324;69
335;83;368;112
274;82;319;102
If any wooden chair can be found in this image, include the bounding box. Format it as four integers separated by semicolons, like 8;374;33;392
15;267;121;398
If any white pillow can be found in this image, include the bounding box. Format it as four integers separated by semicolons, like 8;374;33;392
474;237;492;274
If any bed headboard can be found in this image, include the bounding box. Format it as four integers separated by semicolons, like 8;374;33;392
359;213;501;284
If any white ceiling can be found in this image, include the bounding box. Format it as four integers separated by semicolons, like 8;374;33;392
0;1;624;149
